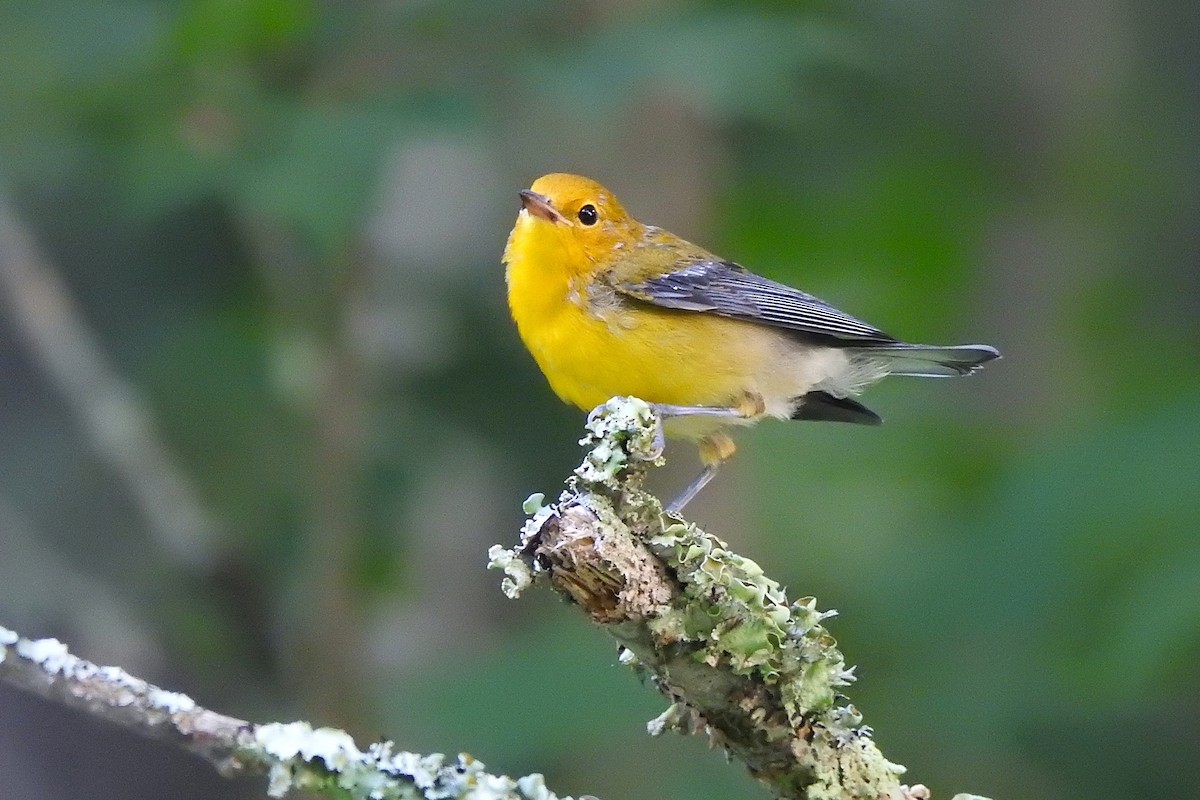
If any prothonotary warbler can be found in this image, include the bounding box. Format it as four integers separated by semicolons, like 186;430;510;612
503;173;999;511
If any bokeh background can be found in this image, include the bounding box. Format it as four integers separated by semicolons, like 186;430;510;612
1;1;1197;798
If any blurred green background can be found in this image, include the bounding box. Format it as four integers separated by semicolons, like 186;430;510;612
1;1;1196;798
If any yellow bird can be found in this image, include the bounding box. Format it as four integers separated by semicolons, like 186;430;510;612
504;173;999;511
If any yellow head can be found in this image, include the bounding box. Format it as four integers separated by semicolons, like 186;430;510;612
504;173;642;278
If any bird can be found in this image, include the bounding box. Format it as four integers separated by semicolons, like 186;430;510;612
503;173;999;511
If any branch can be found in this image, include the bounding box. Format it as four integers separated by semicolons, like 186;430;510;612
0;625;588;800
489;397;990;800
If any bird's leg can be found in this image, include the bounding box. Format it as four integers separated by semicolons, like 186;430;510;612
654;404;742;419
666;431;737;514
656;393;762;513
651;392;765;456
653;392;767;421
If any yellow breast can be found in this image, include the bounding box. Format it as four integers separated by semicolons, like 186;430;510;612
504;215;776;415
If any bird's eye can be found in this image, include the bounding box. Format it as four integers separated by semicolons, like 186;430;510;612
577;204;598;226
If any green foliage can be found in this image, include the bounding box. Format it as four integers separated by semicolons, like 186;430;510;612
529;9;866;123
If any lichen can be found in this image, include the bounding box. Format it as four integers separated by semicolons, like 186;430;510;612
789;705;915;800
645;702;699;737
493;396;925;799
16;637;72;673
250;721;580;800
493;396;997;800
641;517;859;727
521;493;547;515
149;688;197;713
4;632;204;718
503;397;862;703
575;396;662;485
487;544;534;599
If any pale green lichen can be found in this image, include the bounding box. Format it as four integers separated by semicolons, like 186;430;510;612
487;544;534;599
250;721;581;800
487;487;568;599
643;520;858;725
496;396;922;798
487;400;663;602
801;726;909;800
506;397;862;723
575;396;662;484
488;494;563;600
521;492;547;515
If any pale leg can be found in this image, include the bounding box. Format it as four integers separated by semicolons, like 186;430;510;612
666;431;738;513
648;404;740;460
654;395;765;512
665;463;720;513
653;403;744;419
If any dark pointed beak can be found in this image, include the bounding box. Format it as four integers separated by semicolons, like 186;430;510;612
519;189;569;224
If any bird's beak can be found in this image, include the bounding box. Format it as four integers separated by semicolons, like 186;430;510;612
519;190;569;225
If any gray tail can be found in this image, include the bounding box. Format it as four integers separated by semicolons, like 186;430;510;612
852;343;1000;378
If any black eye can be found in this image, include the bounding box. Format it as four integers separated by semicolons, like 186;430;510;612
577;204;598;225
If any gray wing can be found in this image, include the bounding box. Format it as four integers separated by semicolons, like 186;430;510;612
612;259;900;345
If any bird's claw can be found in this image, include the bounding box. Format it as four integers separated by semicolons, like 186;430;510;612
647;412;666;461
623;400;665;462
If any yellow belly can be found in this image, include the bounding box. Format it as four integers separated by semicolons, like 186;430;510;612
516;294;777;412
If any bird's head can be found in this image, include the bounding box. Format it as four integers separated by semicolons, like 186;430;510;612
508;173;642;275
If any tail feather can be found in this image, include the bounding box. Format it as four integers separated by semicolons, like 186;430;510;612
792;390;883;425
852;343;1000;378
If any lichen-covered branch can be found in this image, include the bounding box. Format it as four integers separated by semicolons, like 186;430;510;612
489;397;988;800
0;625;585;800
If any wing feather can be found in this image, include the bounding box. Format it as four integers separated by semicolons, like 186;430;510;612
612;260;899;345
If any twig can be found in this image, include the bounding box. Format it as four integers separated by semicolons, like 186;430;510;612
489;397;989;800
0;625;587;800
